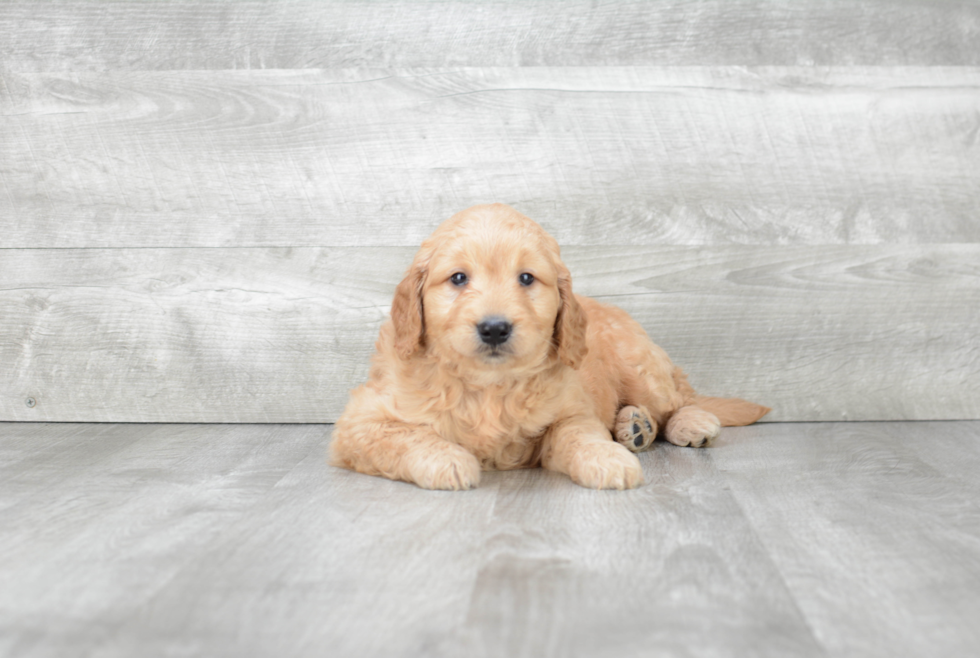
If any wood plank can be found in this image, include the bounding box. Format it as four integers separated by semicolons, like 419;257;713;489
712;422;980;657
0;422;499;658
0;422;105;484
895;421;980;499
0;423;324;656
2;1;979;72
569;244;980;422
2;67;979;248
2;244;976;423
5;422;979;656
0;247;406;423
97;436;501;658
457;452;823;657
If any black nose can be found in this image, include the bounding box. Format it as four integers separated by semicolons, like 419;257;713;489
477;317;513;347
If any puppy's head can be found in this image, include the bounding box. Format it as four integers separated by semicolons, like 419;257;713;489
391;204;587;371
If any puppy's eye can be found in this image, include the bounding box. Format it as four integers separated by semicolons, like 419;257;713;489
519;273;535;286
450;272;468;286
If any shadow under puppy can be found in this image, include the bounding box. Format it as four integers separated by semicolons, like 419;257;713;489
331;204;770;490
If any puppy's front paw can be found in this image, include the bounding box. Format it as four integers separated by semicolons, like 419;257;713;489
665;406;721;448
615;405;657;452
405;442;481;490
568;441;644;490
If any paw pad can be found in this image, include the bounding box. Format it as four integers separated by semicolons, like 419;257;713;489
615;406;657;452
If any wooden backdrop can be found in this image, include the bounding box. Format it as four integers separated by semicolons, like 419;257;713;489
2;1;978;423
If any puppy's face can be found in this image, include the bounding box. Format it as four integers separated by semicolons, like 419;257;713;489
392;204;587;372
422;223;561;369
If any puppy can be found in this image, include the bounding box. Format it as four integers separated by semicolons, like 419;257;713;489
330;204;770;490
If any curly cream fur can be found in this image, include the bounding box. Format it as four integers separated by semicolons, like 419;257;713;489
330;204;769;490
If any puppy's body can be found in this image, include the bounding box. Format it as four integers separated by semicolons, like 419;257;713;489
331;204;769;490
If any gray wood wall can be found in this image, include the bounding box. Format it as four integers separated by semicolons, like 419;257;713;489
2;1;978;423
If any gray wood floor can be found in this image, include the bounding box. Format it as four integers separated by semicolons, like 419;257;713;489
2;421;978;657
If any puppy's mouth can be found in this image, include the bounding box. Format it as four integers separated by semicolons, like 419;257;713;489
478;345;513;362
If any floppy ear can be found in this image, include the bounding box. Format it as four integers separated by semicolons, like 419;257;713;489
391;264;427;360
554;267;588;369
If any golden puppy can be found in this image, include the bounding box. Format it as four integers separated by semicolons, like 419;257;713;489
331;204;769;490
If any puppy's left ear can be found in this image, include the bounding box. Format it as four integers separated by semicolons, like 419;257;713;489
554;266;588;369
391;264;427;360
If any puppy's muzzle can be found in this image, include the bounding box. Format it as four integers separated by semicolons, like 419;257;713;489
477;317;512;347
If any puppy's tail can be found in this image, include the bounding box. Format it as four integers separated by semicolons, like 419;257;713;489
672;367;771;426
693;396;771;426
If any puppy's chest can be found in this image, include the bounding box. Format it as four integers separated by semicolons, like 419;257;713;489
443;387;555;469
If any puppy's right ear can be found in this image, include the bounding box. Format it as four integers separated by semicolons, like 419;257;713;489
391;264;427;359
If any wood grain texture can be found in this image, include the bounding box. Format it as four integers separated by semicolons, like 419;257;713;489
459;456;822;658
0;247;401;423
713;422;980;657
569;244;980;423
0;423;325;655
2;245;977;423
2;67;979;248
3;421;980;656
2;1;979;71
92;428;501;658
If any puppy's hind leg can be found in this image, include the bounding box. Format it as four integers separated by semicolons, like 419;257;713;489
664;406;721;448
614;405;657;452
